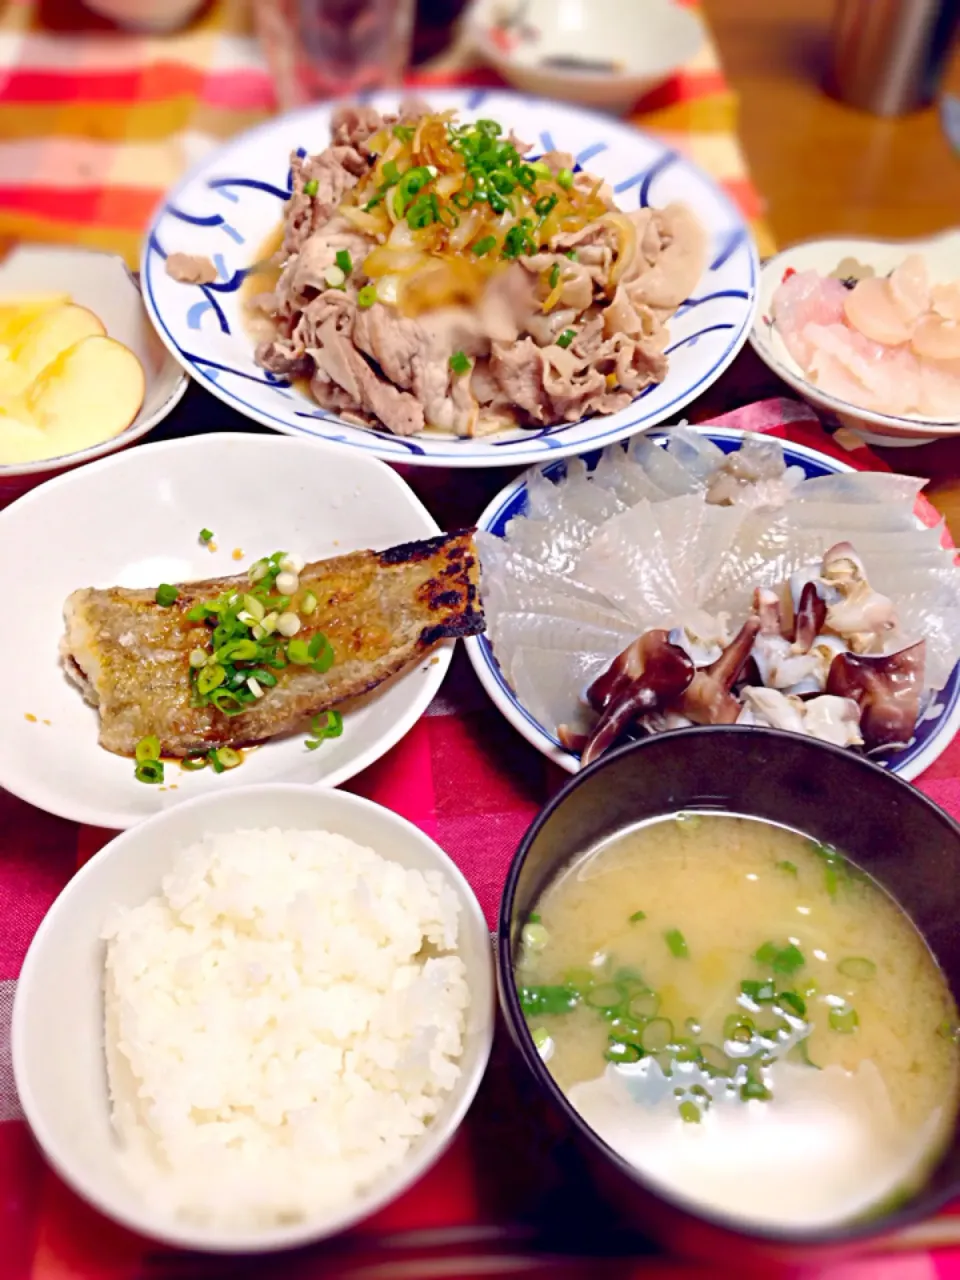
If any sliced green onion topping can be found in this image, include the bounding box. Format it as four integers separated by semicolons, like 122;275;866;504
605;1040;641;1065
214;746;242;770
471;234;497;257
305;709;343;750
134;759;164;785
585;983;624;1011
754;941;805;976
449;350;472;376
357;284;378;309
335;249;352;275
557;167;575;190
534;192;559;218
549;263;560;289
665;928;689;959
628;909;646;923
556;328;576;349
776;860;798;876
627;990;660;1020
829;1004;859;1034
393;124;415;143
641;1017;673;1053
179;754;208;771
199;528;214;544
837;956;877;981
565;249;578;260
741;978;776;1003
303;178;318;196
135;734;161;763
155;583;179;607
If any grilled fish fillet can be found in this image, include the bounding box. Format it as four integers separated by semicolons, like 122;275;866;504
62;530;483;757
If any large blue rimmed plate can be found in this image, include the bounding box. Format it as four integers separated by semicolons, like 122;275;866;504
141;89;758;468
464;427;960;781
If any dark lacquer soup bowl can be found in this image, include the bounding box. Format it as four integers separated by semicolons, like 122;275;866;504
497;726;960;1268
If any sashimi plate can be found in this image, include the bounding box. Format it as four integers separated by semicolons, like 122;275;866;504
141;88;757;468
464;427;960;781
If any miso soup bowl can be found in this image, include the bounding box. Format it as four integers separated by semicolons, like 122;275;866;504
497;727;960;1267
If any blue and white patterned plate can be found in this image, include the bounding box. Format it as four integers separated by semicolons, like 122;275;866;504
464;427;960;781
141;89;758;468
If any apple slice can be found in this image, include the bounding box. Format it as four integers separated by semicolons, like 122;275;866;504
0;292;71;346
0;390;47;465
10;304;105;389
24;334;145;457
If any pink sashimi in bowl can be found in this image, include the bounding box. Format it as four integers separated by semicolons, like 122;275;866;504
749;231;960;447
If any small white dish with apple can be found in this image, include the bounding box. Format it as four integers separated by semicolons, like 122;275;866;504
0;246;187;496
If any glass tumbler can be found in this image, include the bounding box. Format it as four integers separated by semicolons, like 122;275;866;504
255;0;417;108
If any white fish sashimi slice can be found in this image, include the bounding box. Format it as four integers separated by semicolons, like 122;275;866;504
491;614;628;689
484;583;637;636
592;446;670;504
892;602;960;691
781;501;921;534
663;426;726;481
790;472;926;506
504;510;600;576
477;534;615;608
575;500;686;628
511;647;608;737
627;434;703;497
772;269;848;368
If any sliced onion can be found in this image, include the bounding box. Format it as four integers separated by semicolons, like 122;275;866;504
375;274;402;306
398;257;483;317
602;213;638;290
448;207;485;251
340;205;388;237
362;245;429;277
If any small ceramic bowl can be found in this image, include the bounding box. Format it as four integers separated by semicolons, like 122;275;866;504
497;727;960;1265
750;230;960;448
466;0;705;114
0;246;188;501
13;782;495;1253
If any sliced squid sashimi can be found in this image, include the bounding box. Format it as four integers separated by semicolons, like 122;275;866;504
591;445;672;504
504;510;600;577
771;270;848;368
511;646;609;737
627;434;703;497
789;472;926;507
484;582;637;635
526;458;626;525
704;516;824;619
477;535;610;608
918;356;960;418
912;314;960;362
866;563;960;604
891;600;960;690
575;500;682;627
663;426;726;483
844;275;913;346
888;254;930;326
492;614;628;687
782;501;925;535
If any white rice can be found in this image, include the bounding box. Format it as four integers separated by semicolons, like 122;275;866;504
102;828;469;1227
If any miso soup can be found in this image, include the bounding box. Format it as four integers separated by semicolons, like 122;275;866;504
516;814;960;1230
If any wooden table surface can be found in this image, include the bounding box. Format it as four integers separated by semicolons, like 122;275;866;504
703;0;960;536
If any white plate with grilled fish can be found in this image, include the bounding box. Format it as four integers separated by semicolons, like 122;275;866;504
141;88;756;467
0;433;482;829
465;426;960;781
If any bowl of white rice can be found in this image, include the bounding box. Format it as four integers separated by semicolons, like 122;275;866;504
11;784;495;1253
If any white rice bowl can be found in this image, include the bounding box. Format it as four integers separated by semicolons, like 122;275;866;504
103;828;470;1227
11;784;494;1253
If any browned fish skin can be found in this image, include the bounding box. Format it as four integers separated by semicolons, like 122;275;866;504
62;530;484;757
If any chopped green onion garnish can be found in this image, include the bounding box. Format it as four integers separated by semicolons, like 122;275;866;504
777;990;807;1017
557;168;574;190
605;1040;641;1065
641;1017;673;1053
134;759;164;785
180;754;208;771
393;124;415;142
565;249;577;260
829;1004;859;1034
724;1014;754;1044
531;1026;552;1054
135;734;161;763
308;632;335;673
556;328;576;349
534;193;558;218
585;983;624;1011
741;978;776;1003
449;350;471;376
754;941;805;976
357;284;377;309
303;178;318;196
740;1067;772;1102
305;708;344;749
776;860;798;876
213;746;242;770
199;528;214;544
837;957;876;981
335;249;352;275
665;928;689;959
549;263;560;289
209;688;248;716
471;234;497;257
628;910;646;922
197;663;226;695
522;921;549;951
287;638;311;665
155;583;179;607
627;990;660;1020
519;983;579;1016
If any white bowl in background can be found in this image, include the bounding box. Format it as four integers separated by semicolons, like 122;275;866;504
466;0;705;114
0;432;462;830
12;782;495;1253
750;230;960;448
0;246;188;499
